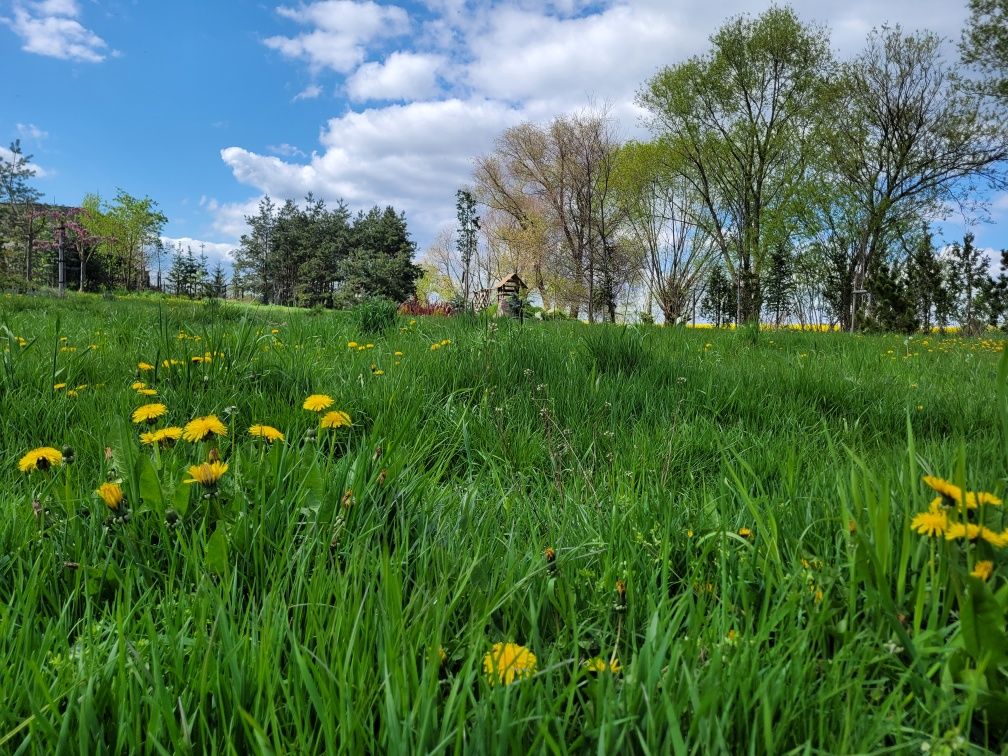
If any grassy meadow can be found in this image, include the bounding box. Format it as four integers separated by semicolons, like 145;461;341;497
2;292;1008;753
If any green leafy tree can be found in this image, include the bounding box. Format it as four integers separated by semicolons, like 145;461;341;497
960;0;1008;100
641;6;832;323
763;243;795;327
821;27;1007;330
903;224;945;331
700;264;734;327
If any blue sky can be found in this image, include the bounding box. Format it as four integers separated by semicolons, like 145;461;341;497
2;0;1006;267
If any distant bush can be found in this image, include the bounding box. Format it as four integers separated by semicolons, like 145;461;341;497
354;296;399;333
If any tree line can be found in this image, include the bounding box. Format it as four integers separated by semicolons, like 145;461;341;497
0;145;422;305
423;2;1008;331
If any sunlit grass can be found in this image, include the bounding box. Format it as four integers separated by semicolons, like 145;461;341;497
0;291;1006;752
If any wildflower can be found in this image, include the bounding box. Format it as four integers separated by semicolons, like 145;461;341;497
372;369;385;376
738;527;753;539
249;424;285;443
303;394;334;412
140;426;183;446
53;383;66;391
138;362;154;371
138;388;158;396
544;547;556;563
923;475;1002;509
438;646;447;665
183;415;227;442
483;642;537;686
347;341;358;348
942;521;1008;547
132;403;167;425
18;447;63;473
184;460;229;486
394;351;403;357
972;560;994;581
320;410;352;429
96;482;124;510
584;657;621;674
131;381;146;390
910;509;948;538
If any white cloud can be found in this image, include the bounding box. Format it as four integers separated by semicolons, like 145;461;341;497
346;51;445;101
160;237;237;266
220;98;525;238
294;83;323;100
268;143;308;158
16;123;48;141
264;0;410;73
3;0;111;63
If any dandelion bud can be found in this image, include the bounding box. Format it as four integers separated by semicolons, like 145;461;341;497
61;445;75;463
208;447;220;463
165;508;179;526
544;547;556;563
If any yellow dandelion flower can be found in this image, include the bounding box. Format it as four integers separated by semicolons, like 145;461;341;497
347;341;358;348
911;509;948;537
320;410;352;429
981;526;1008;548
923;475;962;502
394;351;403;357
924;475;1001;510
249;424;285;443
138;388;158;396
18;447;63;473
303;394;334;412
53;383;66;391
132;403;167;425
584;657;621;674
945;522;981;542
966;490;1003;508
96;482;124;510
483;642;537;686
372;369;385;376
138;361;154;371
182;415;228;442
972;560;994;581
131;381;146;390
184;460;229;486
738;527;753;539
140;426;182;446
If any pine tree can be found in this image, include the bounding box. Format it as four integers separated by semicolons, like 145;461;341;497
948;231;989;330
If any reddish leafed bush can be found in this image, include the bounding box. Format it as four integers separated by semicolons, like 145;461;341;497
398;300;454;317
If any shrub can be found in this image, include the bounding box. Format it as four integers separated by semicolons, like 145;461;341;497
398;299;454;317
354;296;399;334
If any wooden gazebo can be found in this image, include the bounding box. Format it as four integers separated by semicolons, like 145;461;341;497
472;273;527;314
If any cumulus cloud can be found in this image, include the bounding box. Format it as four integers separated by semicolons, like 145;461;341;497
221;98;524;235
263;0;410;73
2;0;111;63
346;51;445;101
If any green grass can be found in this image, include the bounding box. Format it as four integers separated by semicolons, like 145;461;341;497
1;291;1006;753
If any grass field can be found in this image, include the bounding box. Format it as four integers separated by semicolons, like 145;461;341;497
2;292;1007;753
